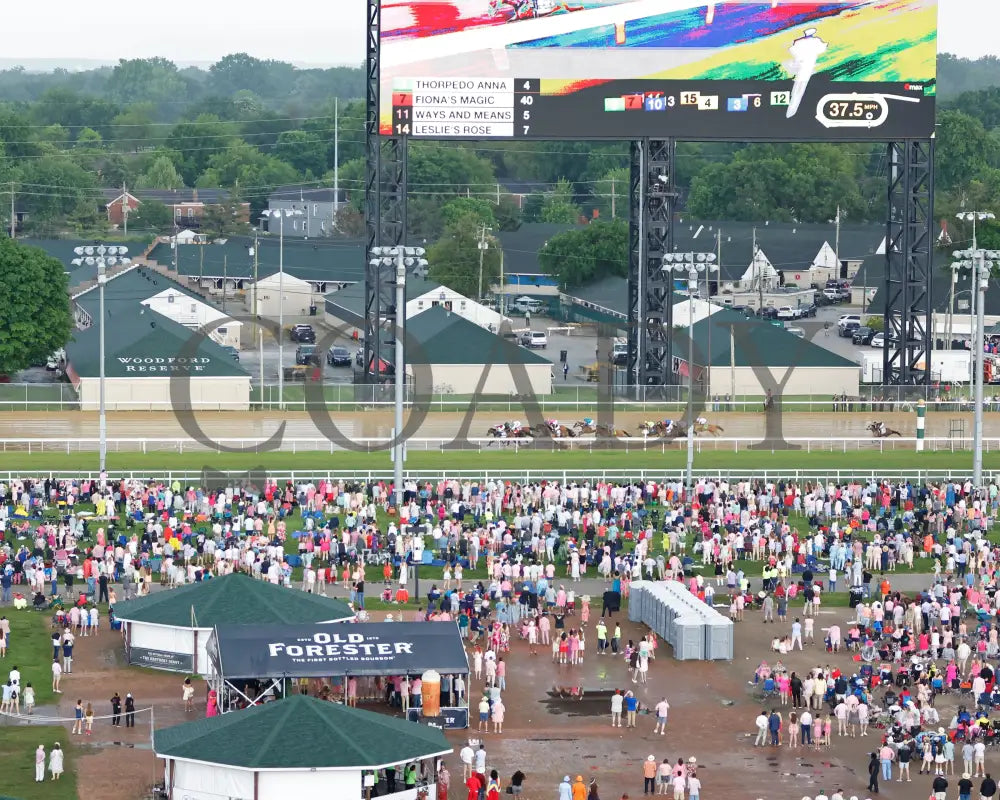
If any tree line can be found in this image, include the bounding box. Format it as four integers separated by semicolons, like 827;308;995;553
1;53;1000;284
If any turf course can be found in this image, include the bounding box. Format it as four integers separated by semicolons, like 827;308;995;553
0;449;992;474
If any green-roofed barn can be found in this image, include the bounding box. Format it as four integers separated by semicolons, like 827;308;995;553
404;305;553;395
65;266;250;411
683;308;860;397
113;573;354;675
154;694;452;799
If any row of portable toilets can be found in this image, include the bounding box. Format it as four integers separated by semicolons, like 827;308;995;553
628;580;734;661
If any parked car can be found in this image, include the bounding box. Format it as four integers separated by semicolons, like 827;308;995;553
611;340;628;365
852;327;876;345
838;314;861;329
290;324;316;343
801;303;818;317
520;330;548;349
512;297;544;314
776;306;800;320
759;307;779;320
220;346;240;361
839;321;861;337
870;333;885;348
295;345;319;365
822;288;843;302
327;346;352;367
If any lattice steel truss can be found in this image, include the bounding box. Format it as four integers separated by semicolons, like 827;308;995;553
364;0;408;384
627;139;677;389
883;140;934;385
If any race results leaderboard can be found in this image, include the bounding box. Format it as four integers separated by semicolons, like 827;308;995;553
391;78;539;139
388;77;934;141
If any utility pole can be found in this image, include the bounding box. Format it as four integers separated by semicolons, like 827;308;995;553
122;182;129;238
334;98;339;220
477;224;491;300
754;227;763;313
834;204;841;278
611;176;616;219
499;249;505;316
222;255;227;313
9;181;14;240
254;231;263;392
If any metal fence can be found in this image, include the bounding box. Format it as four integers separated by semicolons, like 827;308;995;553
0;435;993;454
0;466;994;486
0;381;991;413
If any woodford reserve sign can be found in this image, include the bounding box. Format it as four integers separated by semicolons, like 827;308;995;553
118;357;212;373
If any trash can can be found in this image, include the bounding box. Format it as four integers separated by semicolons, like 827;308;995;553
421;670;441;717
559;349;567;364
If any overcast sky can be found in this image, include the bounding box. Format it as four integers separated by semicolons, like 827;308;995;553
2;0;989;66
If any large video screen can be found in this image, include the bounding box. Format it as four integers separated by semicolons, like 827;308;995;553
379;0;937;140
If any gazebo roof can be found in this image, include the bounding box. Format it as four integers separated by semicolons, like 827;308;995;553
154;694;452;769
112;573;353;628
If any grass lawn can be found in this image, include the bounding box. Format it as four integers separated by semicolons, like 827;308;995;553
0;726;77;800
1;449;992;474
8;611;59;706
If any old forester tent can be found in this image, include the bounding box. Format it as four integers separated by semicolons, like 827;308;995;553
208;622;470;725
113;574;354;675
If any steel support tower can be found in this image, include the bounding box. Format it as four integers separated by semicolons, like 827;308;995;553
364;0;407;384
883;139;934;385
627;139;677;391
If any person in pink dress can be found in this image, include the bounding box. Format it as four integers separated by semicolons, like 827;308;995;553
580;599;590;627
206;689;218;717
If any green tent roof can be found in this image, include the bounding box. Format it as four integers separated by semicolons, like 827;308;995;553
112;573;353;627
67;268;248;379
154;694;452;769
689;308;857;369
147;236;365;283
407;305;549;365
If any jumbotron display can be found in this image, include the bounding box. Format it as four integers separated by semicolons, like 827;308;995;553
379;0;937;141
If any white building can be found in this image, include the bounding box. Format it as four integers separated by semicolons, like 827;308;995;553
142;288;242;349
155;695;452;800
246;271;317;318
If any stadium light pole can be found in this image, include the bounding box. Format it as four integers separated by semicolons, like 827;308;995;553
663;251;718;498
952;238;1000;491
262;208;303;410
370;246;428;509
72;245;131;474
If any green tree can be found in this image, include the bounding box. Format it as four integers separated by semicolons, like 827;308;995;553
591;167;629;219
196;142;298;216
936;110;996;191
110;103;156;151
166;115;239;186
274;130;327;176
15;156;97;228
540;178;581;224
137;155;184;190
428;213;502;299
130;199;174;231
409;143;496;199
106;58;188;109
76;127;103;147
0;238;72;375
494;195;522;231
538;219;628;288
440;197;495;230
199;200;250;239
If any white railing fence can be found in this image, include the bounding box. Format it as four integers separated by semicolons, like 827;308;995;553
0;435;991;455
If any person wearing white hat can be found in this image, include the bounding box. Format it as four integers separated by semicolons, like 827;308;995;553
558;775;572;800
642;755;657;796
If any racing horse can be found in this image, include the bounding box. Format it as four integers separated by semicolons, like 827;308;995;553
692;422;725;437
573;420;631;438
867;421;903;438
639;420;686;439
531;422;576;438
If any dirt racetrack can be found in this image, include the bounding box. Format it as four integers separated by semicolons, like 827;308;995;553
0;409;989;450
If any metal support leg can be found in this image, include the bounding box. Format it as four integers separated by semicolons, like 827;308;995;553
883;139;934;385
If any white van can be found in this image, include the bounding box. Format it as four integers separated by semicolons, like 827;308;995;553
513;297;544;314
